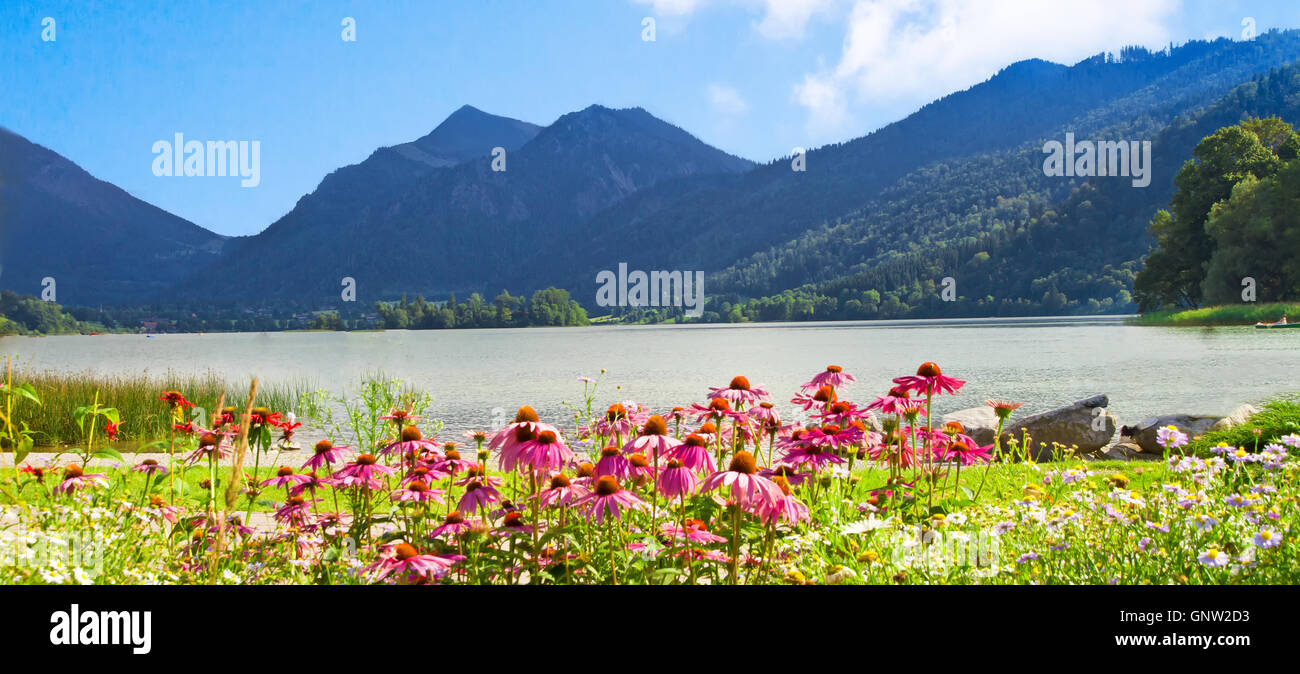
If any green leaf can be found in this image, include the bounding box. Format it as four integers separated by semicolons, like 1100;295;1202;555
15;436;33;464
15;383;41;406
101;407;120;425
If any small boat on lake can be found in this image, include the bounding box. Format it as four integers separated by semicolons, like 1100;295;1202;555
1255;321;1300;329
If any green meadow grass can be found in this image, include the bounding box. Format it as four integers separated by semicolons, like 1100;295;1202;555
1136;302;1300;326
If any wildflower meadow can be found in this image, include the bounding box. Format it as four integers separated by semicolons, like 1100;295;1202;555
3;359;1297;587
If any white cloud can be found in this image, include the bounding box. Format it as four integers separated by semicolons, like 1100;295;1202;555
708;83;751;115
754;0;839;39
632;0;836;40
793;0;1182;140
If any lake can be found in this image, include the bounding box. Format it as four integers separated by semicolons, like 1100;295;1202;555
2;316;1296;435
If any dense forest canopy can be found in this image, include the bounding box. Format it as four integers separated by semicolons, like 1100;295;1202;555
1135;117;1300;309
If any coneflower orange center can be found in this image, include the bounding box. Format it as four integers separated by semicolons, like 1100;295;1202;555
576;462;596;478
916;362;942;377
356;454;377;466
514;406;539;423
595;475;620;496
276;466;294;477
729;376;751;391
600;446;621;458
549;473;570;489
642;415;668;436
400;426;422;442
536;430;558;444
315;440;333;454
826;365;842;373
393;543;419;561
200;433;220;447
728;451;758;475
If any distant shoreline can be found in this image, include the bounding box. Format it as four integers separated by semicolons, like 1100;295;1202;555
1135;302;1300;327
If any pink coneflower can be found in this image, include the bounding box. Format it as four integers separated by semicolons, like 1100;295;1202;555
792;384;837;412
866;386;914;415
806;364;855;390
379;425;440;458
986;399;1024;420
497;511;536;535
701;451;783;509
457;479;502;513
491;406;563;472
289;471;322;497
453;464;504;488
622;414;682;459
432;447;473;476
892;362;965;397
513;429;574;475
331;453;393;490
429;511;478;539
261;466;313;490
936;439;992;466
589;402;647;439
185;431;233;465
868;433;917;468
132;458;168;475
748;402;782;434
302;439;348;471
781;440;846;471
573;476;646;523
400;464;449;487
463;429;490;446
658;459;700;499
273;495;318;525
689;397;745;424
54;464;109;495
572;461;597;486
707;376;771;409
380;409;420;425
627;453;653;484
594;446;632;481
660;519;727;544
760;464;809;487
751;476;810;526
800;423;868;454
816;400;874;427
367;543;465;583
536;472;590;508
391;479;445;504
665;433;717;474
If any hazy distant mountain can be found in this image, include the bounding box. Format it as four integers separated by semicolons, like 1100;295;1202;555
253;105;541;243
0;128;226;306
195;104;753;301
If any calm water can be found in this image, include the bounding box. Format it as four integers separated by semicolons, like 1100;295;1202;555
2;316;1297;435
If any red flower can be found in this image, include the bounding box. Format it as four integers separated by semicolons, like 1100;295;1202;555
105;420;122;441
158;391;194;409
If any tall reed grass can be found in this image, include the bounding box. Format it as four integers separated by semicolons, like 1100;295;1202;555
13;369;313;446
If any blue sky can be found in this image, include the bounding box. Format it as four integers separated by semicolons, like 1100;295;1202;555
3;0;1299;236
